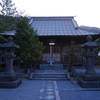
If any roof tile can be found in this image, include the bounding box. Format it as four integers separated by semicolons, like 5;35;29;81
31;17;100;36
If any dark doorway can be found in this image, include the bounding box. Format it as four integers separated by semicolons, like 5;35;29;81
42;46;61;62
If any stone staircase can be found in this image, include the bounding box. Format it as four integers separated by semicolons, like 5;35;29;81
29;69;70;80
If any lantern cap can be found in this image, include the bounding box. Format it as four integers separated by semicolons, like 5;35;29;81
8;36;13;42
87;35;92;42
80;35;99;48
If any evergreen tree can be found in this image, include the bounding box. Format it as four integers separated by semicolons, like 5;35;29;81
0;15;17;32
0;0;17;16
0;34;7;42
94;37;100;54
95;38;100;65
14;17;44;72
0;0;17;32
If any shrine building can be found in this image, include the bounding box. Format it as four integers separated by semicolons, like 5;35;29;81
29;16;100;62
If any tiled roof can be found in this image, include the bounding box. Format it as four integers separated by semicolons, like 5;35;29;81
31;17;100;36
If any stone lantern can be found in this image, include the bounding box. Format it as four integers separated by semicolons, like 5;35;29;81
78;35;100;88
0;36;22;88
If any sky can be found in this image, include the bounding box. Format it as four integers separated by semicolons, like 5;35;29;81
12;0;100;28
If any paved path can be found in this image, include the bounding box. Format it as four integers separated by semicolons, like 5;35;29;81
0;67;100;100
0;79;100;100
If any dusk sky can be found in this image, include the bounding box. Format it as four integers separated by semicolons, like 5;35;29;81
13;0;100;28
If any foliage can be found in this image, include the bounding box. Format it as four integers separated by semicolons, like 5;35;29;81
95;37;100;43
95;37;100;53
64;41;80;63
0;0;17;32
0;0;17;16
0;15;17;32
0;34;8;42
64;41;81;72
14;17;44;71
95;37;100;65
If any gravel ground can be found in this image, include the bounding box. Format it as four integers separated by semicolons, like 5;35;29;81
0;79;100;100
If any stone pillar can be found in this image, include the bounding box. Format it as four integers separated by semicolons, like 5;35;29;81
85;57;96;74
4;56;15;74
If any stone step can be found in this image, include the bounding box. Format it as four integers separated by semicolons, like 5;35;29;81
32;73;67;78
40;64;63;70
29;73;68;80
32;77;67;80
29;69;69;80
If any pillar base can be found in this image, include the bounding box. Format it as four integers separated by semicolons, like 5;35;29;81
0;78;22;88
0;73;22;88
78;78;100;88
0;73;18;82
82;74;100;81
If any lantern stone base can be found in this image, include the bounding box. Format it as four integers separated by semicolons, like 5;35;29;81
0;78;22;88
78;74;100;88
82;74;100;81
0;74;18;82
78;78;100;88
0;74;22;88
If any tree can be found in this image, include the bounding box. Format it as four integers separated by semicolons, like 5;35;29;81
0;0;17;32
64;41;81;72
0;34;8;42
14;17;44;72
95;38;100;65
0;0;17;16
0;15;17;32
95;37;100;52
67;42;80;63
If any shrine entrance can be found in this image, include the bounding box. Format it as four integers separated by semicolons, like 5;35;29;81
42;45;61;62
